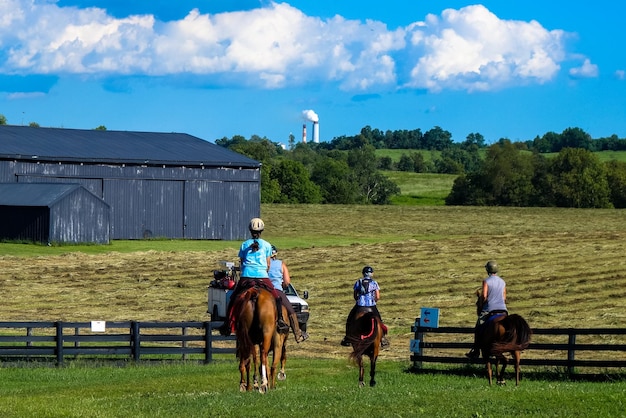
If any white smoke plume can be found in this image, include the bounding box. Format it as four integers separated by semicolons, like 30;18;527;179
302;109;319;122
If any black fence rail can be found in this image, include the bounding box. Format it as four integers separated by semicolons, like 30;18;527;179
0;321;236;365
410;319;626;375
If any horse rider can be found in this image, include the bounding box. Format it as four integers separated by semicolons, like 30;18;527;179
219;218;290;336
340;266;390;348
268;245;309;343
466;260;508;358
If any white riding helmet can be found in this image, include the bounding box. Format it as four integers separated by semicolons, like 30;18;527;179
249;217;265;232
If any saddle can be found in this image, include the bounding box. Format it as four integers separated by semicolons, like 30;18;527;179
477;311;507;334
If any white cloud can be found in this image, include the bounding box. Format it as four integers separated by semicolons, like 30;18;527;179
405;5;565;92
569;58;599;79
0;1;572;93
616;70;626;80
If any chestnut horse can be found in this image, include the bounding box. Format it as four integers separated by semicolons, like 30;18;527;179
232;287;278;393
475;291;532;385
346;310;383;387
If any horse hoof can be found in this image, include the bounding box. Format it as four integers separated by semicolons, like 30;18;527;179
259;385;268;394
497;380;506;386
278;371;286;381
239;384;247;392
370;380;376;387
359;381;365;388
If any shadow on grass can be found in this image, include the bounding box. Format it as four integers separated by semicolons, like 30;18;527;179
405;364;626;383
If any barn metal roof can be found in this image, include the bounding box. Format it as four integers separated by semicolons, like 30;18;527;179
0;125;260;168
0;183;108;207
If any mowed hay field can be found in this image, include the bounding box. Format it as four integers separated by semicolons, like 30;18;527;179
1;204;626;364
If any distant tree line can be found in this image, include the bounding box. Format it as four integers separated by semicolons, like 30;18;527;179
446;141;626;208
215;125;626;207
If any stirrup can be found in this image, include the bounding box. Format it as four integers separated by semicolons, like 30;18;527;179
296;331;309;343
277;319;289;333
381;336;390;348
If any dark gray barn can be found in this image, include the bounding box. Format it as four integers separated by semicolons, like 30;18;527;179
0;183;110;244
0;125;261;241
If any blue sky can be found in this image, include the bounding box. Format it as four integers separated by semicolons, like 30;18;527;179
1;1;624;146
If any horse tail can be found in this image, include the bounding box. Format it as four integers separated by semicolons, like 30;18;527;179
234;287;259;360
349;313;381;360
492;314;532;354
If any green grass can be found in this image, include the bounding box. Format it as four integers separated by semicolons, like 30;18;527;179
0;359;624;417
382;171;456;206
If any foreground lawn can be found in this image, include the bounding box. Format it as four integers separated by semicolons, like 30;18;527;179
0;359;624;417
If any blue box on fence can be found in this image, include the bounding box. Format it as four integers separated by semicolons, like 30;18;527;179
419;307;440;328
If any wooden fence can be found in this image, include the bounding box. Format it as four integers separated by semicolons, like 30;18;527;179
0;321;236;365
410;318;626;375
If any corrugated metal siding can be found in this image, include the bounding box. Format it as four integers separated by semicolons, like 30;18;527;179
184;181;224;239
0;154;260;241
49;188;110;244
104;179;144;239
222;181;260;241
143;180;184;238
0;206;50;242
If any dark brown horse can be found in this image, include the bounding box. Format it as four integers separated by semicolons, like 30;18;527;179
346;310;383;387
475;291;532;385
232;286;278;393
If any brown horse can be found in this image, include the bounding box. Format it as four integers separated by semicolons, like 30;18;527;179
475;291;532;386
346;310;383;387
233;286;278;393
269;304;289;388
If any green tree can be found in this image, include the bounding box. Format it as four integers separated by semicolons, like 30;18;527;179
311;158;360;204
547;148;611;208
605;160;626;208
260;164;281;203
0;114;7;125
347;145;399;204
270;160;322;203
95;125;107;130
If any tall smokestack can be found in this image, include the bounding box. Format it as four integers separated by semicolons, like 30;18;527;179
301;109;319;143
313;121;319;143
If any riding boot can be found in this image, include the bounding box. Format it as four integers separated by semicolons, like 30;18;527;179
275;297;290;333
288;313;309;343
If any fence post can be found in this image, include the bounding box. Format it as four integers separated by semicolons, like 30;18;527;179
131;321;140;362
567;330;576;376
204;322;212;364
182;326;188;361
55;321;64;366
411;317;423;370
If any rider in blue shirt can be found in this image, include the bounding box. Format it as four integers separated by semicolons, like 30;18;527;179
219;218;289;336
341;266;389;348
268;245;308;343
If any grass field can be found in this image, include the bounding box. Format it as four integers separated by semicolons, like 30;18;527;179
1;359;625;417
1;204;626;362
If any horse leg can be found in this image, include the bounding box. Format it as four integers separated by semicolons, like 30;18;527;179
497;355;507;385
357;355;365;387
252;345;259;390
513;350;521;386
369;354;378;387
239;357;249;392
278;335;287;381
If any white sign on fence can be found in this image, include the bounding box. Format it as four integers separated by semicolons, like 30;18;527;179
91;321;106;332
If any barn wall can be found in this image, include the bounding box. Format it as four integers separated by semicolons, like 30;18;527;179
0;160;260;240
49;188;110;244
